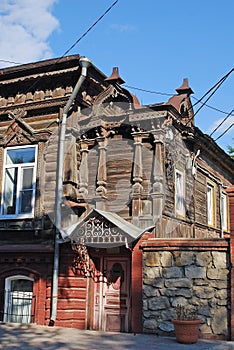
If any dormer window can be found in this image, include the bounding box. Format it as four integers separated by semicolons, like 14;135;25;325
0;145;37;219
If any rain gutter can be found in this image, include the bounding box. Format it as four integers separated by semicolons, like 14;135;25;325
49;57;91;325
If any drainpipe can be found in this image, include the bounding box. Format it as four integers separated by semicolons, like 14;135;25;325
49;57;91;325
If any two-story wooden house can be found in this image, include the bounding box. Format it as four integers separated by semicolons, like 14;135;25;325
0;55;233;339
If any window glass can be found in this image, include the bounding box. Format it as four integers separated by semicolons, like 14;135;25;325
175;170;185;216
1;146;37;218
207;184;214;226
221;193;227;231
4;276;34;324
3;168;18;215
6;147;35;164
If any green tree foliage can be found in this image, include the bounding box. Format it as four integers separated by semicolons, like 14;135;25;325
227;139;234;157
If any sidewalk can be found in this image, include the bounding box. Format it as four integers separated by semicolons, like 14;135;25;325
0;323;234;350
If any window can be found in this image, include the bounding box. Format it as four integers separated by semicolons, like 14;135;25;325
221;192;228;232
207;182;215;227
175;169;185;217
4;276;34;323
0;145;37;218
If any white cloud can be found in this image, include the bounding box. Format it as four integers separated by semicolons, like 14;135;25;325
110;23;136;33
0;0;59;67
209;114;234;137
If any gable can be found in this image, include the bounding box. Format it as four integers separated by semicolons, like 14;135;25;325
0;109;52;146
61;208;154;248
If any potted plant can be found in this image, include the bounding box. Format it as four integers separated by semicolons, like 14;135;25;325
172;304;201;344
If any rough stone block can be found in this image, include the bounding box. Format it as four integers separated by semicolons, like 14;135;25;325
161;251;173;267
185;266;206;279
159;321;174;332
144;252;161;267
207;268;229;280
211;307;228;335
162;266;183;279
148;296;170;310
193;286;215;299
143;285;160;297
196;252;212;267
143;319;157;330
212;251;228;269
173;251;195;266
144;267;162;279
165;278;192;288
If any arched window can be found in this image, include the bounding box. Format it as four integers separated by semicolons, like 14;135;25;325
4;275;34;323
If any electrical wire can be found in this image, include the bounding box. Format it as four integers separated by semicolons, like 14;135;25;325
0;0;119;110
214;123;234;141
191;96;234;116
123;84;173;97
185;68;234;126
0;59;22;65
61;0;119;58
210;109;234;137
124;84;234;117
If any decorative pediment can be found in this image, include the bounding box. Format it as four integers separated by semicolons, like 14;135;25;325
78;84;135;132
92;83;133;117
0;108;52;146
61;208;154;248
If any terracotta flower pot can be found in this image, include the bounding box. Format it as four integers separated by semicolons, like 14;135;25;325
172;319;201;344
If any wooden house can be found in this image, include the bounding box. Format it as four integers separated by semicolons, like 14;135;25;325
0;56;233;339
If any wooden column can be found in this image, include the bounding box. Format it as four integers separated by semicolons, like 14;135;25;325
151;131;164;231
132;133;143;226
78;140;90;197
95;136;108;210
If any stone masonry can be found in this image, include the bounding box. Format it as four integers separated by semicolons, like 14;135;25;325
141;239;230;339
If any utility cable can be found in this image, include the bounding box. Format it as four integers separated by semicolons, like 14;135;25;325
123;84;173;97
184;67;234;126
210;109;234;137
214;123;234;141
191;96;233;116
0;59;22;65
191;68;234;109
0;0;119;111
124;84;233;117
61;0;119;58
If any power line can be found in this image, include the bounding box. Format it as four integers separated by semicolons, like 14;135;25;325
191;96;234;116
61;0;119;58
184;68;234;126
215;123;234;141
124;84;234;117
124;84;173;97
0;0;119;110
0;59;22;65
210;109;234;137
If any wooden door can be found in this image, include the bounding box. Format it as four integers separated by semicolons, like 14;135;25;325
93;257;130;332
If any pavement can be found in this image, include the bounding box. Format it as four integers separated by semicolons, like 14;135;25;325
0;323;234;350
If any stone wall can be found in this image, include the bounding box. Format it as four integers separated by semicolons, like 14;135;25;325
141;239;230;339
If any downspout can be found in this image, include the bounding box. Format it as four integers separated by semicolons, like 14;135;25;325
49;57;91;326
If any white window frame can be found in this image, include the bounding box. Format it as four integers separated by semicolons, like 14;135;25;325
0;145;37;219
221;192;228;232
175;169;185;217
207;182;216;227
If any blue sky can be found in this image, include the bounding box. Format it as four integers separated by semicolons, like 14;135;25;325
0;0;233;152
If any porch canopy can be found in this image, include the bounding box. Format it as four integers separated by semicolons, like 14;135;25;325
60;208;154;248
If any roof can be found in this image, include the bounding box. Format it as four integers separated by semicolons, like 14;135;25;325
61;208;154;248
